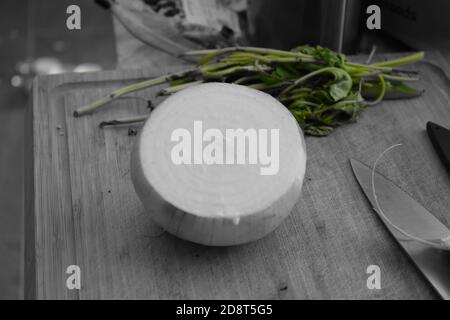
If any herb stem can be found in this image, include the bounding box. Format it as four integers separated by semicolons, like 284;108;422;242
158;80;204;96
365;75;386;106
99;115;148;128
182;46;314;59
74;69;198;117
372;51;424;68
280;67;343;96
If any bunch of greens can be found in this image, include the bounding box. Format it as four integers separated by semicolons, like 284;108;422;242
75;46;423;136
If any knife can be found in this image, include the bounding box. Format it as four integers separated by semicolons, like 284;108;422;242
350;158;450;300
427;121;450;173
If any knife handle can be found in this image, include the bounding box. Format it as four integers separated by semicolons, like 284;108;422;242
427;121;450;173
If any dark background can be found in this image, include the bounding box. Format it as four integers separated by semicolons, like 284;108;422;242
0;0;116;299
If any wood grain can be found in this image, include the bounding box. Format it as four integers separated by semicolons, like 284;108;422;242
26;52;450;299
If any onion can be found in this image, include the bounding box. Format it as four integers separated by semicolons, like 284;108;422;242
131;83;306;246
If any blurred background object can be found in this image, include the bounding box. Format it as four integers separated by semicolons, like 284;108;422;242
376;0;450;52
246;0;362;53
114;0;414;71
113;0;363;54
114;0;413;71
0;0;116;299
98;0;248;61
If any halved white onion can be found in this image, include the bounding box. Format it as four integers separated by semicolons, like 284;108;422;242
131;83;306;246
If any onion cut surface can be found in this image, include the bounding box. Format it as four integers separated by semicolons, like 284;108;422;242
131;83;306;246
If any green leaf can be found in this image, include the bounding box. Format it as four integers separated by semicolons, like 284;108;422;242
293;45;346;67
311;89;333;104
324;68;353;101
274;65;297;79
304;125;335;136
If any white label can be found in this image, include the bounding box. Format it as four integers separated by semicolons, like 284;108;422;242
181;0;241;35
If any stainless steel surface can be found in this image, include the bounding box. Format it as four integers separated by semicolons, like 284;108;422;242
247;0;362;52
350;158;450;300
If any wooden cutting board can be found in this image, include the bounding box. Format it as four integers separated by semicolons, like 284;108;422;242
25;52;450;299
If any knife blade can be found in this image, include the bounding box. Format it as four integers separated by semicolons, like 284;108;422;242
350;158;450;300
427;121;450;173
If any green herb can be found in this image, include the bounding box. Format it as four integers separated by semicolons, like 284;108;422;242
74;46;424;136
